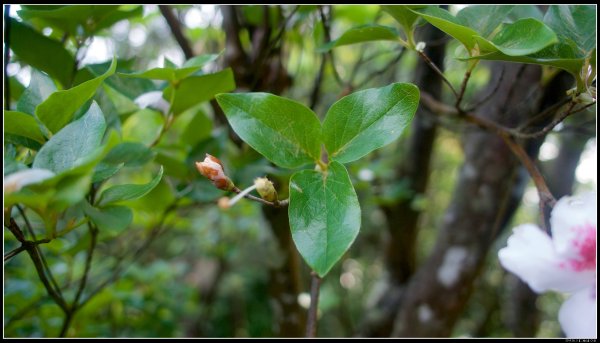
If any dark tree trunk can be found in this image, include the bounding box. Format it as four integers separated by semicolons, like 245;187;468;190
358;23;447;337
392;62;545;337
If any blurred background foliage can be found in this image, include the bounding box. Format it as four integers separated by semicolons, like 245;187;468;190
3;4;596;338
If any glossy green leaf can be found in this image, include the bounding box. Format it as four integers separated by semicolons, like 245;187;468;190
319;24;400;52
32;102;107;174
381;6;423;37
322;82;419;164
36;57;116;133
98;166;164;206
410;6;479;51
16;69;57;115
506;5;543;22
163;68;236;115
456;5;514;38
180;110;213;147
103;142;155;167
121;109;164;145
83;201;133;236
473;18;558;56
8;18;75;87
216;92;322;169
119;54;220;82
288;161;361;277
4;111;46;144
544;5;596;55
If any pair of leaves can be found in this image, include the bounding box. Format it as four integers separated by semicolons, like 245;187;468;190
216;83;419;277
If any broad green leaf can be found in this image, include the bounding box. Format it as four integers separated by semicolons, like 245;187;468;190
103;142;155;167
8;18;75;87
98;166;164;206
83;201;133;236
410;6;479;51
506;5;543;22
16;69;57;115
119;67;182;82
456;5;514;38
121;109;164;145
288;161;361;277
318;24;400;52
174;109;213;147
163;68;236;115
33;102;107;174
4;134;42;151
92;163;123;183
4;111;46;144
18;5;142;36
181;53;221;68
75;60;156;99
322;83;419;164
36;57;117;133
216;92;322;169
119;54;220;82
381;6;423;37
544;5;595;55
473;18;558;56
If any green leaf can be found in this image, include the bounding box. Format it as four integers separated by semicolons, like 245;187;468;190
544;5;596;55
506;5;543;22
322;82;419;164
381;5;423;38
179;110;213;147
103;142;155;167
456;5;514;38
473;18;558;56
410;6;479;51
121;109;164;145
181;53;221;68
163;68;236;115
16;69;57;115
92;163;123;183
288;161;361;277
318;24;400;52
83;201;133;236
8;18;75;87
32;102;107;174
98;166;164;206
36;57;117;133
216;92;322;169
119;54;220;82
4;111;46;144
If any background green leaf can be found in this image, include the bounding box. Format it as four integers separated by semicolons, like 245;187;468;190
8;18;75;87
288;161;361;277
32;102;107;174
322;82;419;164
318;24;400;51
216;92;322;169
16;69;57;116
544;5;596;55
83;201;133;236
98;166;164;206
36;57;116;133
4;111;46;144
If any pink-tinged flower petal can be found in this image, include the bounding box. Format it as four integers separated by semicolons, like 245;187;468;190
558;286;597;338
498;224;594;293
550;192;597;264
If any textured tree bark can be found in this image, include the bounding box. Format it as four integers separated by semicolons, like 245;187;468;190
392;62;545;337
358;23;446;337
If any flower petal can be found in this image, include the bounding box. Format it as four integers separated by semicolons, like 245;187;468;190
559;286;597;338
550;192;597;261
498;224;593;293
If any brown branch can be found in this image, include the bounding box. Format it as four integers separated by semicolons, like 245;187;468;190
512;102;594;139
319;6;344;87
464;66;505;112
355;48;406;89
159;5;194;60
455;63;475;108
232;186;289;207
417;50;459;98
72;223;98;309
306;271;322;338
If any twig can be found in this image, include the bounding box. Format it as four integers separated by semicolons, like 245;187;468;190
4;5;11;110
232;187;289;208
464;66;505;112
319;6;344;87
309;53;327;110
4;238;51;262
72;222;98;308
356;48;406;89
159;5;194;59
455;62;476;109
417;50;459;98
516;97;572;131
305;271;322;338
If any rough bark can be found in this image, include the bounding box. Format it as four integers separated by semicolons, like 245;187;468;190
358;23;446;337
392;62;545;337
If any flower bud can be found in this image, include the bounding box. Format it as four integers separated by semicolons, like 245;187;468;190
254;177;278;202
195;154;235;191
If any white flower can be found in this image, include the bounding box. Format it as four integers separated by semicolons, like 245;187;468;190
498;192;597;338
134;91;170;114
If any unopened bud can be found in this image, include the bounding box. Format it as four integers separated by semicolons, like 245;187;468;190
218;197;231;210
415;41;426;52
254;177;278;202
195;154;235;191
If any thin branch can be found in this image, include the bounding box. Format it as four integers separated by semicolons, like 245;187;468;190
159;5;194;59
309;53;327;110
72;223;98;309
356;48;406;89
517;97;572;131
455;63;476;109
4;238;51;262
417;50;459;98
232;187;289;208
319;6;344;87
464;67;505;112
306;271;322;338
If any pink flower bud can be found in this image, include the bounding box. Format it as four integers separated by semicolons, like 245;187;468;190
195;154;234;191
